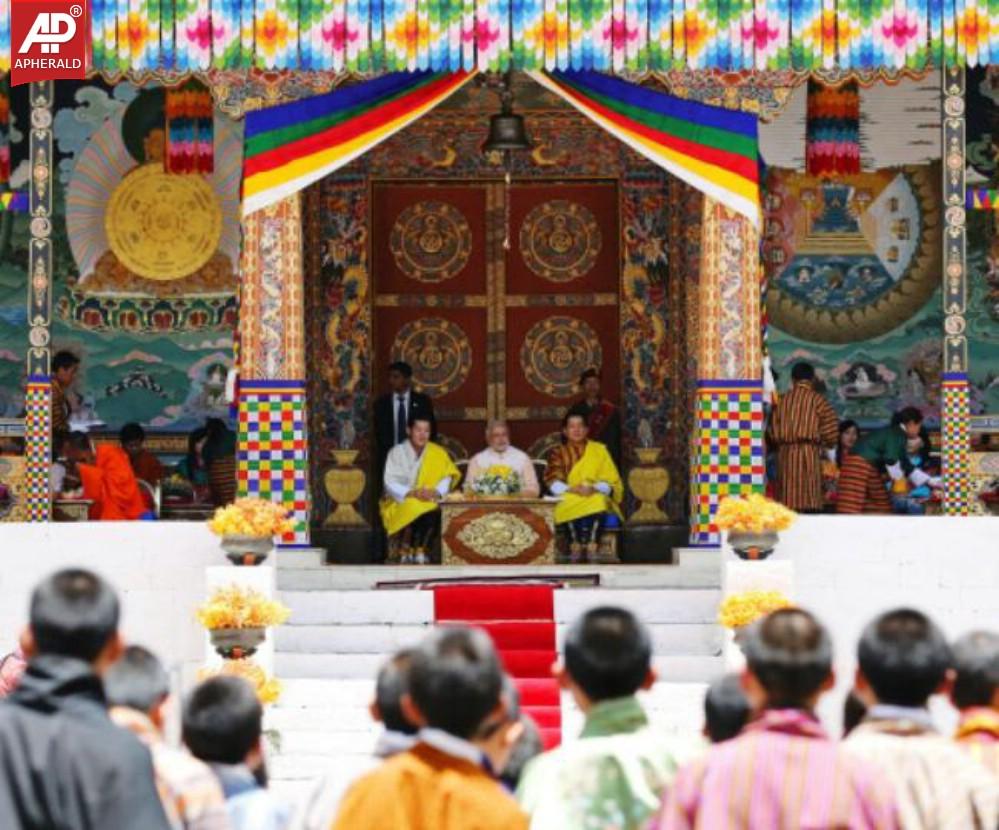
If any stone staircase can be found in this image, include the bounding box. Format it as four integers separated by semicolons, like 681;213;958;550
266;549;724;801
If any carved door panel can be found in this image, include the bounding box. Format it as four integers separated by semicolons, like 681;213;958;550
503;182;620;456
372;182;490;456
372;179;620;462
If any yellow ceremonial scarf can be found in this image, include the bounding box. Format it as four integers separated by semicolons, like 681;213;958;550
379;442;460;535
554;440;623;525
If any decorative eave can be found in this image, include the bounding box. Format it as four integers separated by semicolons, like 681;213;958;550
0;1;989;77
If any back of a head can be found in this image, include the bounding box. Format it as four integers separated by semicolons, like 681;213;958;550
742;608;832;708
408;626;502;740
29;569;120;662
65;431;92;454
183;676;262;765
104;645;169;714
52;350;80;372
858;608;951;707
704;674;751;742
564;606;651;702
375;648;417;735
119;422;145;444
791;362;815;383
951;630;999;710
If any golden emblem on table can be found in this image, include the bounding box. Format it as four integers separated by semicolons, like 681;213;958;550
105;163;223;281
390;200;472;282
521;315;602;398
520;199;601;283
392;317;472;397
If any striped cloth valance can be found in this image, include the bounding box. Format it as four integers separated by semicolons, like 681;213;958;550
0;0;992;73
243;69;759;224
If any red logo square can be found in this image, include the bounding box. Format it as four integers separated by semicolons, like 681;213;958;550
11;0;89;86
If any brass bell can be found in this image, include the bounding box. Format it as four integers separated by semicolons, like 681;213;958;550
482;110;532;153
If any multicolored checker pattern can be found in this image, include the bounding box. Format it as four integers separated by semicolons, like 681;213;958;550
942;373;971;516
237;381;310;546
24;376;51;522
691;381;765;546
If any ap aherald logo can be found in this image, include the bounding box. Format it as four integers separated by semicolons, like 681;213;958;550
11;0;89;86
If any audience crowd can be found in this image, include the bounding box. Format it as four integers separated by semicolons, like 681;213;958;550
0;568;997;829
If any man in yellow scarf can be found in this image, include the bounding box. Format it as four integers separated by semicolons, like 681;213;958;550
380;416;459;565
544;413;623;564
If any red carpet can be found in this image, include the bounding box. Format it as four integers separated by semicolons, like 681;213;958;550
433;584;562;749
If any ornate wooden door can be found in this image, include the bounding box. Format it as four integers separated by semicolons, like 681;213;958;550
372;179;620;461
502;181;620;456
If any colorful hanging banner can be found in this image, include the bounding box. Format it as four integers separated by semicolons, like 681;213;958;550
529;70;760;225
805;79;861;177
967;187;999;209
241;70;477;216
0;74;9;187
0;191;27;211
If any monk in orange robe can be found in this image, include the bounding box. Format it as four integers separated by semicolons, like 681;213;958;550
64;434;149;521
120;422;164;486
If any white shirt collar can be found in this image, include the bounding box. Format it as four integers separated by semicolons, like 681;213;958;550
867;703;936;730
374;729;418;758
418;727;485;766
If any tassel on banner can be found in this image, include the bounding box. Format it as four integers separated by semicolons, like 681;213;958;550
805;78;861;178
166;80;215;174
0;75;10;188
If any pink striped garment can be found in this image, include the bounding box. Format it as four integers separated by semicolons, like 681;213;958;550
656;708;900;830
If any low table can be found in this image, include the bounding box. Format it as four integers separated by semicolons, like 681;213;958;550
441;497;557;566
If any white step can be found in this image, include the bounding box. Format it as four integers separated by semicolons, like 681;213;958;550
274;621;722;656
275;651;724;682
277;559;721;591
278;588;722;626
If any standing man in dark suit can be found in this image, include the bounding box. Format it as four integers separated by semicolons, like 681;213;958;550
374;361;437;492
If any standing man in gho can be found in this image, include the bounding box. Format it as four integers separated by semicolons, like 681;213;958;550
766;362;839;512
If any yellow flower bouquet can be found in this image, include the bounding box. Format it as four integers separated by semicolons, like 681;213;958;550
716;493;797;533
718;590;793;630
199;659;282;705
470;464;522;497
197;585;291;659
208;497;297;538
196;585;291;630
716;494;797;560
208;497;297;564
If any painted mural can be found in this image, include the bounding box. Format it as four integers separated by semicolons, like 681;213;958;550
768;182;999;428
0;80;238;431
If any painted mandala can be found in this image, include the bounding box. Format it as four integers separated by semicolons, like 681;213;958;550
390;201;472;283
521;316;602;398
764;166;941;344
520;200;601;282
392;318;471;397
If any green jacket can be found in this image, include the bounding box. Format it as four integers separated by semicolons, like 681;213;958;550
855;425;910;472
516;696;697;830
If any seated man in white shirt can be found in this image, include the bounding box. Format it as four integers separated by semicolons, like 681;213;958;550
380;416;459;565
464;420;540;497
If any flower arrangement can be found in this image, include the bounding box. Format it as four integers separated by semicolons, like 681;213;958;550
716;493;797;533
196;585;291;630
207;497;296;538
718;590;793;629
470;464;521;497
199;659;282;705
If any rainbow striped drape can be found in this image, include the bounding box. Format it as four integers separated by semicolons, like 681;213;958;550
531;70;759;225
242;70;476;215
0;0;990;72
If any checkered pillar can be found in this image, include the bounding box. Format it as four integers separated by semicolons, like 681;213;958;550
690;381;765;546
24;376;51;522
237;381;309;546
941;373;971;516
